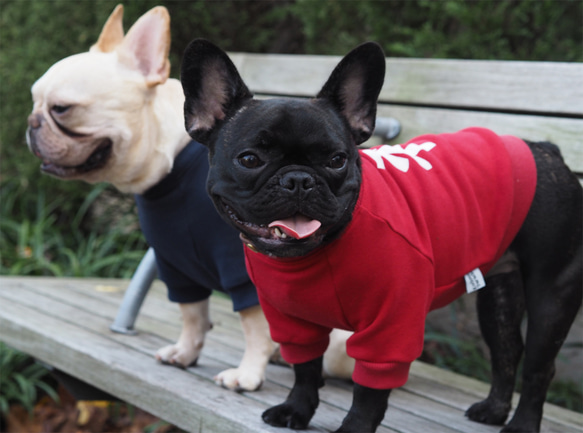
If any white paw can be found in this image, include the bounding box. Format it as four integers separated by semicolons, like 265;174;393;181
155;342;200;368
214;367;264;391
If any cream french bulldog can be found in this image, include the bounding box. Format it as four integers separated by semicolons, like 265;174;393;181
26;4;354;392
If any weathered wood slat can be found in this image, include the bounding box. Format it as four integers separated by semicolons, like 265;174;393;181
374;105;583;173
229;53;583;115
0;285;281;432
0;278;455;432
1;277;581;433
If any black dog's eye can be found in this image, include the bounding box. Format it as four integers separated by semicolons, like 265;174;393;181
51;105;71;115
327;153;347;170
238;152;264;169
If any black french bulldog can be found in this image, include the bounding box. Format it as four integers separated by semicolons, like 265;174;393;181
180;39;582;433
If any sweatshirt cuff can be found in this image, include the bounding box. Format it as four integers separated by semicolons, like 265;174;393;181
279;337;330;365
227;281;260;312
353;360;411;389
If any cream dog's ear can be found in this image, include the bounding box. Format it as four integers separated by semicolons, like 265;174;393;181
116;6;171;87
90;4;125;53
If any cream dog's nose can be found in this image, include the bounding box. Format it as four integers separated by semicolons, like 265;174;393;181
27;113;42;129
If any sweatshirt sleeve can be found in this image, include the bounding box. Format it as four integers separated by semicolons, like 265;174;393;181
337;229;436;390
257;291;332;365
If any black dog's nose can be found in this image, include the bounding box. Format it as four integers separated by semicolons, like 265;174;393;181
280;171;315;192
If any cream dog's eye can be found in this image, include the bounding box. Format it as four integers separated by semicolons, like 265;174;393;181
238;152;264;169
51;105;71;114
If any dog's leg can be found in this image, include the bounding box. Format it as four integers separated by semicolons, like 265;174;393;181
155;299;211;367
466;270;525;426
335;384;391;432
323;329;354;379
214;304;276;391
504;252;582;433
262;356;323;429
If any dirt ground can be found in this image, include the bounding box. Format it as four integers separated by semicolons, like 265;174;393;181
3;384;182;433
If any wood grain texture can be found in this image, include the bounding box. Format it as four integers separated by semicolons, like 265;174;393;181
1;276;581;433
229;53;583;115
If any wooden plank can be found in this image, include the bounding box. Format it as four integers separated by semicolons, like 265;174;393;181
1;277;580;433
0;278;387;432
0;300;457;433
382;59;583;115
229;53;583;115
409;362;583;431
0;292;281;432
0;278;454;432
374;104;583;173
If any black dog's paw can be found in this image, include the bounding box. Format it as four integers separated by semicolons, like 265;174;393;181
501;411;541;433
466;398;510;426
262;403;312;430
501;422;537;433
501;422;539;433
334;418;376;433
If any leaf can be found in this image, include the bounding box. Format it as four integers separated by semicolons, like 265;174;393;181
13;373;37;406
35;381;60;404
0;396;8;415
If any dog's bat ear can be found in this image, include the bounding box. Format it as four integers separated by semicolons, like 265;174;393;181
181;39;253;145
317;42;386;145
91;4;125;53
116;6;171;87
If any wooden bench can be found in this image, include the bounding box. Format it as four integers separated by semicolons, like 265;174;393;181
1;54;582;432
1;276;582;433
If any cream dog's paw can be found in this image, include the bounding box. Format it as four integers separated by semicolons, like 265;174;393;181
214;366;264;391
155;300;210;368
155;342;200;368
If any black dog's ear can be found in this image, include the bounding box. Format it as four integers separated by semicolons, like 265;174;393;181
181;39;253;144
317;42;386;145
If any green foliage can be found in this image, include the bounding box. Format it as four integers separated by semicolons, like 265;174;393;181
423;331;492;382
0;179;147;278
547;380;583;413
2;0;580;186
0;342;59;415
286;0;583;60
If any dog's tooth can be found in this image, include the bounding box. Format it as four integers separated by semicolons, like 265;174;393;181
274;227;283;238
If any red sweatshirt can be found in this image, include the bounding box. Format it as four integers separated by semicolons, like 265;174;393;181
244;127;537;390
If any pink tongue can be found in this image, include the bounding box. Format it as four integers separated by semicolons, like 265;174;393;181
269;215;322;240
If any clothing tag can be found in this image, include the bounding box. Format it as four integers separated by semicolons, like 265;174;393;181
464;268;486;293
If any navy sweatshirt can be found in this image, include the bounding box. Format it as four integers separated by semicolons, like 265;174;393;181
135;141;258;311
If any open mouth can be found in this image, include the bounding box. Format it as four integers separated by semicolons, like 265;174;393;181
40;138;113;177
221;201;325;254
268;216;322;240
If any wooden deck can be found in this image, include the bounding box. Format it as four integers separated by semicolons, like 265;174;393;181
0;276;581;433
